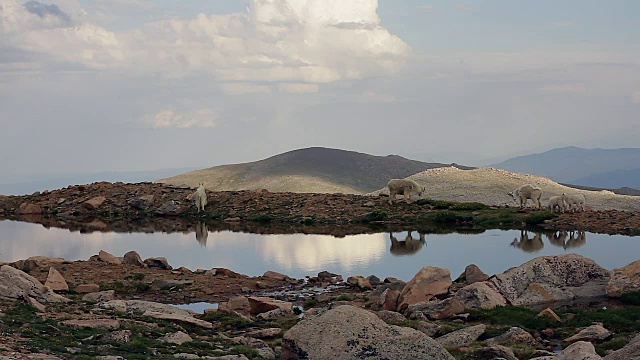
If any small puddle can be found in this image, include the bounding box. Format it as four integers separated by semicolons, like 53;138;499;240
172;302;218;314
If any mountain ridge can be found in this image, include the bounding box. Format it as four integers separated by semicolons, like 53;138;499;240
157;147;473;194
491;146;640;187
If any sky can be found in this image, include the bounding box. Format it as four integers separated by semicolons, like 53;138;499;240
1;0;639;182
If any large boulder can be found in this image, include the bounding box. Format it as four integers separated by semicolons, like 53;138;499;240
281;305;454;360
435;324;486;348
99;300;212;329
490;254;611;306
461;264;489;284
398;266;452;312
44;267;69;292
606;259;640;297
564;324;612;343
0;265;69;303
604;334;640;359
453;281;507;310
558;341;602;360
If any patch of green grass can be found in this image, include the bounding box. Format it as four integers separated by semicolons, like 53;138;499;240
124;273;146;281
594;335;630;356
469;306;559;332
416;199;455;209
563;308;640;333
523;211;556;225
449;202;487;211
303;298;319;308
424;211;472;224
335;294;354;301
359;209;387;223
621;292;640;306
230;345;261;359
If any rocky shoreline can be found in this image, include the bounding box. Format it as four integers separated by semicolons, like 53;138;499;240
1;181;640;236
2;250;640;359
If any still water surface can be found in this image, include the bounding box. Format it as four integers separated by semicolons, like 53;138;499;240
0;220;638;281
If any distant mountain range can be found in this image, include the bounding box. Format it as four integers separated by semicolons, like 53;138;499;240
0;168;198;196
491;146;640;190
157;147;472;194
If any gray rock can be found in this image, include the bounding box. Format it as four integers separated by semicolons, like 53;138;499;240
160;331;193;345
282;305;454;360
436;324;486;348
603;334;640;359
144;257;172;270
453;281;507;309
487;326;536;346
565;324;612;343
123;251;147;268
0;265;69;303
44;267;68;292
82;290;116;303
61;319;121;330
398;266;452;312
558;341;602;359
376;310;407;323
490;254;611;306
127;195;155;210
100;300;212;328
476;345;518;360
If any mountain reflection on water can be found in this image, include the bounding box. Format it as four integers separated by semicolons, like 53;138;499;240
0;219;636;281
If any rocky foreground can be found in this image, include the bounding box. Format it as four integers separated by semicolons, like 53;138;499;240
2;250;640;359
1;181;640;236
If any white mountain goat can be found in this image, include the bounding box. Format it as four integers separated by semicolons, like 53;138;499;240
562;193;586;212
387;179;425;204
194;183;207;212
547;195;567;213
508;184;543;209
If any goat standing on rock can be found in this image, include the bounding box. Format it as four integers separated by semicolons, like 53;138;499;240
194;183;207;212
508;184;543;209
387;179;425;204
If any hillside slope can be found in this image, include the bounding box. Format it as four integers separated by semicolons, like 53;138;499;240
368;167;640;211
491;146;640;185
157;147;471;194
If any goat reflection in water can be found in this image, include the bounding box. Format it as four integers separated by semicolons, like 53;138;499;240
195;221;209;247
389;231;427;256
512;230;587;253
545;230;586;249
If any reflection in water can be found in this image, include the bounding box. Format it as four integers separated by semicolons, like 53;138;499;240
511;230;544;253
389;231;426;256
0;220;624;281
544;231;587;250
566;231;587;249
195;221;208;247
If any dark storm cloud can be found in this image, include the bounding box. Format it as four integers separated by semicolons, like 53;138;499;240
23;1;72;26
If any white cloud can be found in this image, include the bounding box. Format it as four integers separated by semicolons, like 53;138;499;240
540;84;588;94
2;0;411;87
454;4;473;12
278;83;319;93
148;109;216;129
222;83;272;95
417;5;434;13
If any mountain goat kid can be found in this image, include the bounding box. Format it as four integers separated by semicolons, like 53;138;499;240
562;193;586;212
387;179;425;204
194;183;207;212
508;184;543;209
547;195;567;213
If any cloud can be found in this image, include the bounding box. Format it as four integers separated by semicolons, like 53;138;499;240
540;84;588;94
23;1;72;26
417;5;434;12
358;91;396;103
278;83;319;93
454;4;473;12
632;91;640;103
148;109;217;129
1;0;411;87
222;83;272;95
